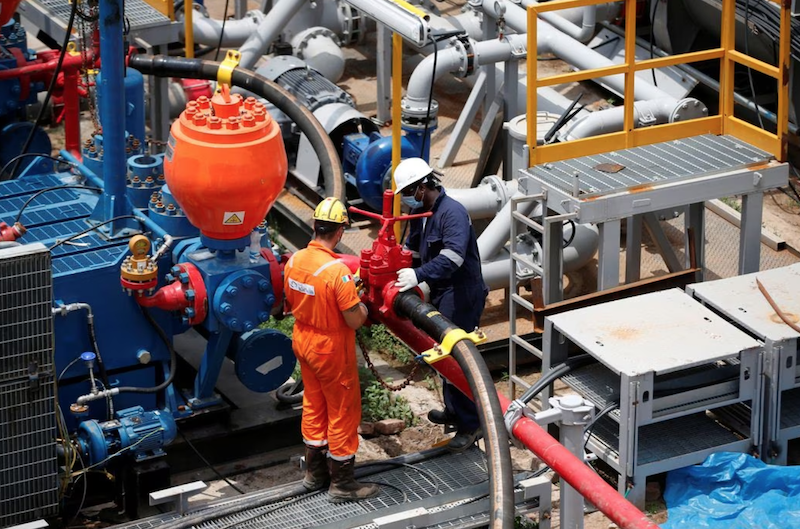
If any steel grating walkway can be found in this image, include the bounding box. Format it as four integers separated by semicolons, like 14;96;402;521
110;447;519;529
526;134;772;198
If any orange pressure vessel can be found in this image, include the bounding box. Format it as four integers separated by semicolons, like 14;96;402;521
165;89;288;240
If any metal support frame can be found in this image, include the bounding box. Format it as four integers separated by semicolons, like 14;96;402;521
140;39;171;141
149;482;207;515
687;264;800;465
625;215;642;283
376;23;392;124
597;219;620;290
542;289;763;507
438;69;487;169
739;191;764;274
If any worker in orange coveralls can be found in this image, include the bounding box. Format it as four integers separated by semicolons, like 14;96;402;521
283;197;379;503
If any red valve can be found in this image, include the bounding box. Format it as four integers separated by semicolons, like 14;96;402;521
349;190;431;314
0;222;26;242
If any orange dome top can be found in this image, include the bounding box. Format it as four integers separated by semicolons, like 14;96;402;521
165;90;288;241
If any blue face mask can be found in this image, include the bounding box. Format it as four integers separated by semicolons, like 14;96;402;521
401;195;423;210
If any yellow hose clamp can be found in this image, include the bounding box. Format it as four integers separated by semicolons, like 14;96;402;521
217;50;241;88
422;328;487;365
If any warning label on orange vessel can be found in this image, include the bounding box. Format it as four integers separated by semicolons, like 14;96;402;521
223;211;245;225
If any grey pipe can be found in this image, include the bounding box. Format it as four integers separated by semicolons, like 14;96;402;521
405;33;528;105
182;9;265;47
477;192;539;261
560;97;708;141
480;222;600;291
447;176;518;220
239;0;308;70
531;2;597;44
478;1;672;102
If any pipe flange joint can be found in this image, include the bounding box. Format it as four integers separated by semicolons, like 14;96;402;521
420;327;487;365
401;97;439;129
669;97;708;123
450;35;475;78
293;27;341;58
467;0;483;7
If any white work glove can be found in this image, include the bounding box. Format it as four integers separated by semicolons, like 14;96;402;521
395;268;419;292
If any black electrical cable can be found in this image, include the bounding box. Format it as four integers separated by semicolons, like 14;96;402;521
113;306;177;394
562;219;577;249
1;153;74;181
214;491;320;529
214;0;231;62
649;0;659;87
177;428;245;494
58;357;82;383
516;354;593;406
15;186;103;224
583;401;619;453
65;451;88;528
419;34;439;159
744;0;766;130
11;0;79;177
49;215;145;251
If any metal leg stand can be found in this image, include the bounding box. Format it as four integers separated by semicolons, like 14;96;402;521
625;215;642;283
739;192;763;274
642;213;683;272
503;59;519;181
597;219;621;290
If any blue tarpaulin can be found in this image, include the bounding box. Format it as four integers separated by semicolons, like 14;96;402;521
661;452;800;529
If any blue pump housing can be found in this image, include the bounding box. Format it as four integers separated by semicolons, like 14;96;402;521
342;123;436;211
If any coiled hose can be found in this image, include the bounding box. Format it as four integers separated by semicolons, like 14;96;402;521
128;54;345;202
392;292;514;529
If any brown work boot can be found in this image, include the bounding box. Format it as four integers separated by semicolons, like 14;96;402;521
302;445;330;490
328;456;380;502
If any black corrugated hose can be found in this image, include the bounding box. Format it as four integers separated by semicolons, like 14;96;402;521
393;291;514;529
128;54;345;202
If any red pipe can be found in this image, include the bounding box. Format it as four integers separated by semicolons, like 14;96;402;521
0;53;85;81
370;308;659;529
62;68;81;155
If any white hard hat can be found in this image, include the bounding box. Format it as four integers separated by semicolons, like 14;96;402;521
392;158;440;195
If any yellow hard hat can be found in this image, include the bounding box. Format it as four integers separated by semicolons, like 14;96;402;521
313;197;349;225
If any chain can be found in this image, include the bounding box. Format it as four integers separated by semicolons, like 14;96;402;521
357;332;420;392
78;0;100;134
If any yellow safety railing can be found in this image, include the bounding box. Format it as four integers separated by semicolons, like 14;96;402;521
526;0;790;166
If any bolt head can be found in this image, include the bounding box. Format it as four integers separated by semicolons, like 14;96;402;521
185;307;196;318
185;289;196;301
165;273;175;283
229;318;240;328
226;285;239;297
258;280;270;292
182;316;190;325
220;302;233;314
179;272;190;284
243;321;254;332
242;276;255;288
258;311;269;322
171;265;181;275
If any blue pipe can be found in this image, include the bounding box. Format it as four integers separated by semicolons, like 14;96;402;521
94;0;135;232
62;149;169;240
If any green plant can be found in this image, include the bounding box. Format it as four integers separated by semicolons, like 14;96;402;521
514;514;538;528
358;366;377;393
720;196;742;212
361;380;418;427
358;324;414;364
261;315;295;338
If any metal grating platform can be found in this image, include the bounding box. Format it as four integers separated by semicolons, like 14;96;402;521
590;411;744;466
112;448;509;529
20;0;179;47
525;134;771;198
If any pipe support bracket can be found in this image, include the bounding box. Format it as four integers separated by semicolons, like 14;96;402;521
420;326;487;364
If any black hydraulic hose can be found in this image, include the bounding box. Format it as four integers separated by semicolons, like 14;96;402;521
128;54;345;202
393;292;513;529
517;353;594;406
275;379;304;404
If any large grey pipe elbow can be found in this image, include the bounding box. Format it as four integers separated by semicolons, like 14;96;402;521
182;10;265;48
238;0;309;70
560;97;708;141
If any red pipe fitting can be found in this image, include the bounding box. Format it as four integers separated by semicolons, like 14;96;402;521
0;222;26;242
134;263;208;325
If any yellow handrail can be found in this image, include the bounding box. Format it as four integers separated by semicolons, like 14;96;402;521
525;0;789;166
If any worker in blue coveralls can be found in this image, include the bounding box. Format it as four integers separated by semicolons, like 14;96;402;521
393;157;489;452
